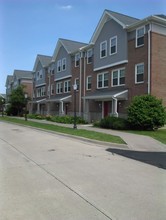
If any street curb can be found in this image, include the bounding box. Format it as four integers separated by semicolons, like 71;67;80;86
0;120;128;149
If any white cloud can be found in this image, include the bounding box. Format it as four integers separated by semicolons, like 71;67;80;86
59;5;73;10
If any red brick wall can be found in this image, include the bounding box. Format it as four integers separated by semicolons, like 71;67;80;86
126;34;148;102
151;32;166;106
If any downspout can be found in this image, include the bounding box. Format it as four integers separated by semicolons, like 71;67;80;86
83;52;86;119
79;52;82;116
112;97;118;117
148;23;152;94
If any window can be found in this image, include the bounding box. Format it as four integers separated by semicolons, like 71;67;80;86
135;63;144;83
51;69;55;75
75;78;79;90
100;41;107;58
41;87;45;96
136;27;145;47
110;36;117;55
62;58;66;71
57;60;61;72
39;70;43;79
112;68;125;87
87;76;92;90
87;49;92;64
51;84;54;95
75;53;80;67
64;80;71;93
97;72;109;88
56;82;63;94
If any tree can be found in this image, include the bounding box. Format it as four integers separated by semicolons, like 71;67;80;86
127;95;166;130
7;86;27;116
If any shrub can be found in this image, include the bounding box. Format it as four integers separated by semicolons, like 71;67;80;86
127;95;165;130
99;116;127;130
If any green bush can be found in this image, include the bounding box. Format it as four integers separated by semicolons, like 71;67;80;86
27;114;87;124
99;116;127;130
127;95;166;130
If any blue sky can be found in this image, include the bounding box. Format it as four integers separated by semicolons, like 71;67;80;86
0;0;166;93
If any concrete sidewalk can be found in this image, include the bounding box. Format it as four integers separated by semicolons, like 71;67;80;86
12;117;166;152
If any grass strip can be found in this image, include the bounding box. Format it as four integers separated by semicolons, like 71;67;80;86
0;117;125;144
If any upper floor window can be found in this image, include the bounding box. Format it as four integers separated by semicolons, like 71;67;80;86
51;69;55;75
62;58;66;71
112;68;125;87
100;41;107;58
56;82;63;94
87;49;92;64
135;63;144;83
86;76;92;90
75;78;79;90
57;60;61;72
97;72;108;88
110;36;117;55
136;27;145;47
64;80;71;93
75;53;80;67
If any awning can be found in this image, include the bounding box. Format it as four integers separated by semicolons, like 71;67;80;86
82;89;128;101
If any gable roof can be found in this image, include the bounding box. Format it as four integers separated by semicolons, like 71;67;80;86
90;9;139;44
52;38;87;61
33;54;52;72
5;75;13;87
13;70;33;80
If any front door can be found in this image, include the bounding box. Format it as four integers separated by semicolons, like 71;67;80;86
104;101;109;117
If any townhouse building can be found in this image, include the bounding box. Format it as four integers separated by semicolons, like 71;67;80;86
8;9;166;122
5;70;33;102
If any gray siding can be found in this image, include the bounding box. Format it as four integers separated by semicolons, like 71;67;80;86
35;62;46;86
54;46;71;81
94;19;128;70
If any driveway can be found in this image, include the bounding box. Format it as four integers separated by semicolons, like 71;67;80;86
0;121;166;220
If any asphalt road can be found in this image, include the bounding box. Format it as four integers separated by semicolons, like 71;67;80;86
0;121;166;220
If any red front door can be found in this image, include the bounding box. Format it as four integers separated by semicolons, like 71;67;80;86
104;102;109;117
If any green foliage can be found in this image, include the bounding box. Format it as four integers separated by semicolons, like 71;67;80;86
99;116;127;130
127;95;165;130
27;114;87;124
7;86;28;116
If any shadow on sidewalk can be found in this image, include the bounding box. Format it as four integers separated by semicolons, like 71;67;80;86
106;148;166;170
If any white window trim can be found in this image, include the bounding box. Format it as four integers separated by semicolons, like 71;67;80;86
57;60;61;72
135;63;144;84
64;80;71;93
136;26;145;48
86;76;92;90
62;58;66;71
56;82;63;94
87;49;92;64
97;72;109;89
100;40;107;59
110;36;117;55
112;68;125;87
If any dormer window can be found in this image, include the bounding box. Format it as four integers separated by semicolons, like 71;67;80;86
136;26;145;47
75;53;80;67
100;41;107;58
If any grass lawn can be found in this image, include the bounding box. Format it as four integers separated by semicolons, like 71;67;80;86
0;117;125;145
126;129;166;145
